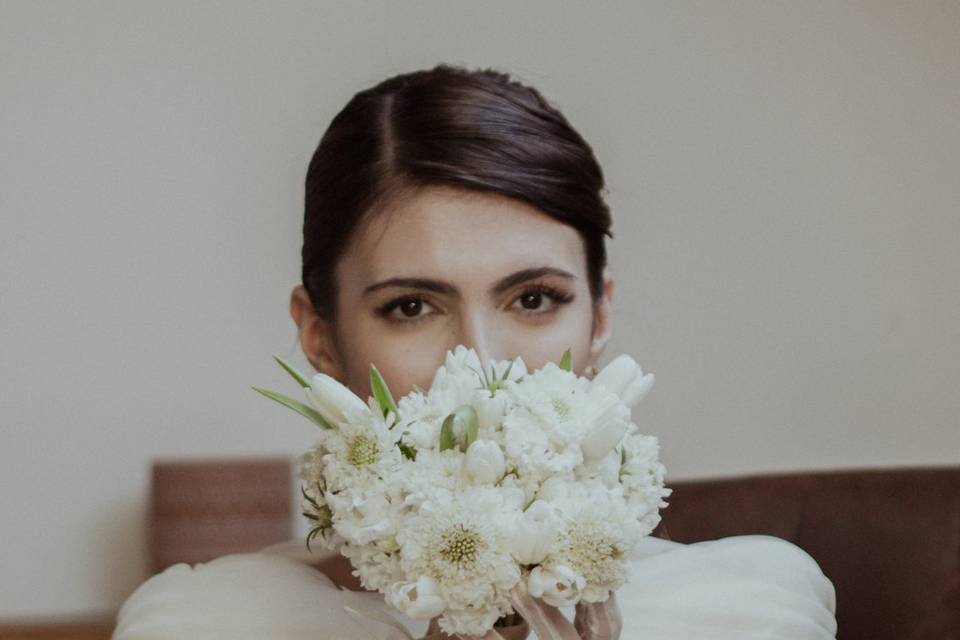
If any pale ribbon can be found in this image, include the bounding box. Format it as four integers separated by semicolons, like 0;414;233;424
418;582;622;640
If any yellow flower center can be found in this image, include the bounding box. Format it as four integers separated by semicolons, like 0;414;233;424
439;524;484;568
346;435;380;467
552;397;571;419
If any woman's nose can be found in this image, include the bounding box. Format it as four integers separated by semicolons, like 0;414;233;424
454;312;500;365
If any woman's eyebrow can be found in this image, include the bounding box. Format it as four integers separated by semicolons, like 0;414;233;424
362;267;575;298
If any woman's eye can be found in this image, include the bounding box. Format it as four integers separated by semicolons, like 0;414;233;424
378;296;436;324
510;285;574;315
378;285;573;325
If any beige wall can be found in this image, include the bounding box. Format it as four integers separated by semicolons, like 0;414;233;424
2;0;957;619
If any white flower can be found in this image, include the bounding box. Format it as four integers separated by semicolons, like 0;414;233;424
429;346;486;399
502;361;618;481
576;447;622;489
320;410;402;494
328;490;401;545
581;403;631;463
527;563;585;607
386;575;447;620
507;500;561;565
470;387;510;436
306;372;370;428
400;448;469;509
341;540;405;591
463;440;506;484
276;345;671;636
619;433;673;535
591;354;655;409
548;491;640;602
396;486;522;635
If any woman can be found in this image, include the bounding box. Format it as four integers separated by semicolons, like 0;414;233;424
113;64;837;639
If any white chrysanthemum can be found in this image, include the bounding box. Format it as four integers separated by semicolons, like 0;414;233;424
397;385;477;451
396;349;524;451
546;488;641;602
296;446;341;550
327;485;407;545
398;448;470;509
320;402;403;494
340;537;405;591
501;362;616;481
619;432;672;534
396;486;523;635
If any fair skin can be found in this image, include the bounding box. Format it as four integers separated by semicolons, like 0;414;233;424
289;184;618;638
290;184;614;398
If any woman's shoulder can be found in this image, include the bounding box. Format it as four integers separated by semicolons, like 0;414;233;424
617;534;837;639
112;545;426;639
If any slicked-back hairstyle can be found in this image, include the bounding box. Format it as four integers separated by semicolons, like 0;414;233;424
302;63;613;321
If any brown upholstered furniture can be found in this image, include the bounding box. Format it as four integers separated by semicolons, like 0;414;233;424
652;465;960;640
8;462;951;639
149;456;293;573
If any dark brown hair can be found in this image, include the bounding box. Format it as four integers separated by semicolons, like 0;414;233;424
302;63;613;322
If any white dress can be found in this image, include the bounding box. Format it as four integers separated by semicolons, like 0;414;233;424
112;534;837;639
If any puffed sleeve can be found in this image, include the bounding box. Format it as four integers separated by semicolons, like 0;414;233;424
111;552;423;640
613;534;837;640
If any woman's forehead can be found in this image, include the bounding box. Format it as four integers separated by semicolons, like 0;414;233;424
342;186;587;283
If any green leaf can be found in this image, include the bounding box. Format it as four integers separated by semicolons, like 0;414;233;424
273;355;312;388
398;442;417;460
369;363;398;418
559;348;572;372
251;386;333;430
439;413;456;451
460;406;480;452
301;485;322;510
306;526;321;552
439;405;479;452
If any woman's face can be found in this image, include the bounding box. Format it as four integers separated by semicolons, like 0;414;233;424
290;185;613;400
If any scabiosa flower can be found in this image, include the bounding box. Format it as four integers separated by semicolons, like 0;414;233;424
319;400;403;494
395;486;524;635
548;491;642;603
297;447;339;551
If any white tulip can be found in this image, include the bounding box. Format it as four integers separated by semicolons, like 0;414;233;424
386;575;446;620
471;389;508;431
581;404;630;463
305;373;370;428
527;563;586;608
591;354;655;409
464;440;506;484
508;500;560;565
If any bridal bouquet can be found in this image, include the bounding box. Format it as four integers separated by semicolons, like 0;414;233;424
253;346;671;636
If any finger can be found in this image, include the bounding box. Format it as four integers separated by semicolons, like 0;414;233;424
573;592;623;640
418;627;506;640
507;580;581;640
419;615;511;640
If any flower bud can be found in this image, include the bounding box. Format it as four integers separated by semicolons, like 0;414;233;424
581;404;630;463
591;355;655;409
463;440;506;484
508;500;560;565
305;373;369;428
386;575;446;620
527;563;585;608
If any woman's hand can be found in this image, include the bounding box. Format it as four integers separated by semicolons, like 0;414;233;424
573;592;622;640
419;583;622;640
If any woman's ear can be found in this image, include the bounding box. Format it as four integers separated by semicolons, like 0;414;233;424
289;285;346;381
587;268;614;367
